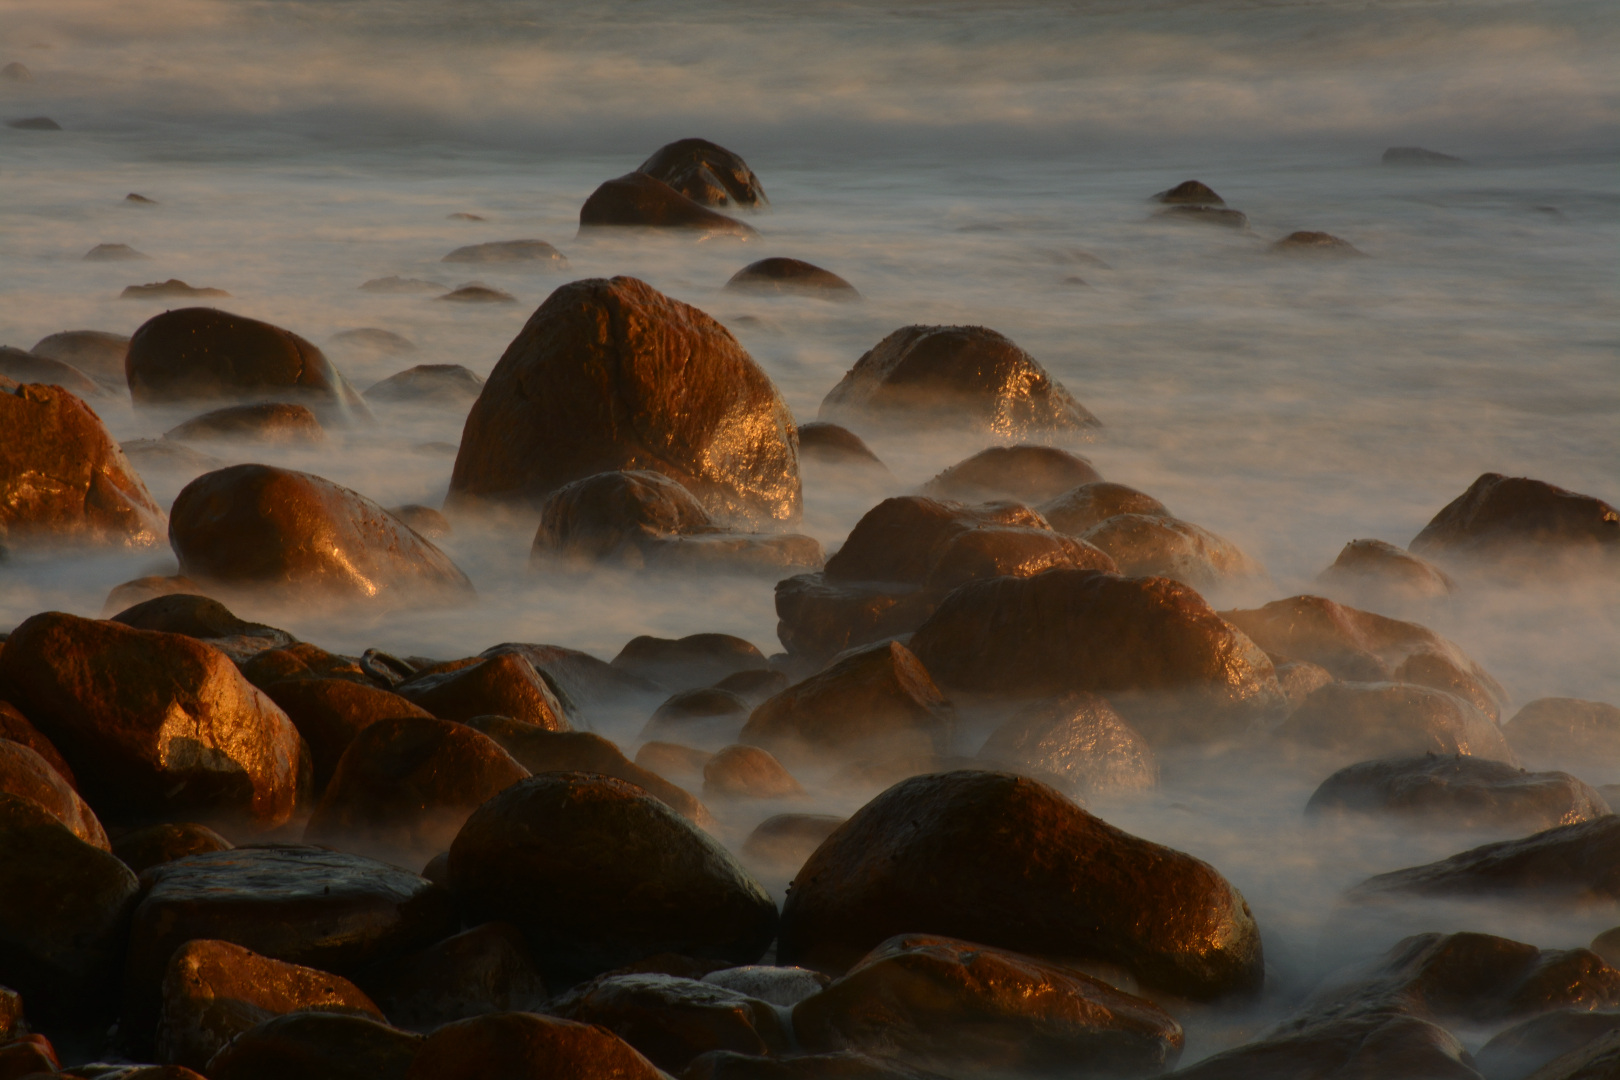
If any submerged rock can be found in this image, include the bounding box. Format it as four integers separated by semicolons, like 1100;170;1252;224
1353;816;1620;904
796;422;886;469
0;346;104;397
977;691;1157;795
638;138;768;208
122;279;231;299
442;239;567;265
1152;180;1225;205
580;172;758;236
7;116;62;130
1505;697;1620;770
612;632;770;692
85;242;149;261
329;328;417;355
703;744;804;800
163;402;325;444
1317;538;1456;605
726;258;857;298
1474;1009;1620;1080
363;364;484;404
388;503;450;538
920;445;1101;504
359;276;447;294
437;283;517;303
1168;1010;1480;1079
741;813;845;874
1270;231;1364;255
1306;754;1607;830
640;689;753;748
1409;473;1619;569
30;329;130;382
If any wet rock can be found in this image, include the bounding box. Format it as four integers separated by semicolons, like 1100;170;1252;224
741;642;952;766
451;277;799;528
1318;537;1456;606
796;423;886;469
1038;481;1171;536
157;938;384;1070
1384;146;1467;165
614;633;770;692
170;464;474;603
976;691;1157;795
818;325;1099;439
437;282;517;302
0;738;107;848
0;612;307;830
329;328;417;355
1152;180;1225;206
726;258;858;299
921;446;1101;505
1506;698;1620;770
403;1011;666;1080
127;192;159;204
388;504;450;539
1155;206;1250;228
448;773;778;986
85;242;149;261
0;1034;60;1076
480;641;660;715
263;678;433;788
1355;815;1620;905
1;381;167;547
636;741;714;786
580;172;758;236
1168;1010;1481;1079
1411;473;1620;568
1277;682;1515;764
30;330;130;383
108;592;297;661
1306;754;1608;830
0;346;104;397
1475;1009;1620;1080
682;1049;948;1080
1275;659;1335;711
549;972;789;1073
911;569;1285;745
204;1011;421;1080
442;239;567;265
640;689;753;747
122;279;231;299
0;700;75;789
1271;231;1364;255
638;138;768;209
1;62;31;81
7;116;62;130
1081;513;1265;591
356;922;546;1031
703;744;804;800
793;934;1185;1077
111;822;232;876
163;402;325;444
778;770;1264;999
363;364;484;404
703;966;829;1008
359;276;447;294
239;641;372;690
396;652;568;729
716;668;790;703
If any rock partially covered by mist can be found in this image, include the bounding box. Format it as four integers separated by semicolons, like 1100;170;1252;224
640;689;752;749
449;773;779;987
163;402;325;444
818;325;1100;440
976;691;1158;795
703;744;804;800
1155;206;1250;229
796;422;887;469
910;570;1285;745
1475;1010;1620;1080
1167;1010;1480;1079
1409;473;1620;571
30;329;130;383
638;138;768;209
204;1011;422;1080
403;1012;666;1080
0;699;78;789
742;813;845;876
1353;815;1620;904
0;738;107;849
1270;230;1364;255
726;258;858;299
1152;180;1225;205
580;172;758;236
111;822;232;876
356;921;548;1032
108;593;297;661
1039;481;1171;536
442;239;567;265
613;632;770;693
170;464;475;604
240;641;374;690
126;308;369;421
921;445;1101;504
1279;682;1515;765
450;277;801;528
778;770;1264;999
1505;697;1620;771
1305;754;1607;831
1317;538;1456;608
1081;513;1267;594
363;364;484;405
0;381;167;547
703;965;830;1008
0;345;105;397
794;934;1185;1077
1383;146;1467;165
0;612;308;832
396;653;569;730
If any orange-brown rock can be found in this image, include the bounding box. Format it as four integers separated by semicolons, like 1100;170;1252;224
396;652;568;729
1277;682;1515;764
580;172;758;236
924;524;1113;594
921;445;1101;504
356;922;547;1031
204;1011;422;1080
715;668;790;703
614;633;771;691
0;701;75;788
1306;754;1607;830
1410;473;1619;567
30;329;130;383
635;741;715;786
0;612;308;830
0;381;166;546
442;239;566;265
726;259;857;298
0;738;107;849
157;938;385;1070
639;139;768;209
448;773;778;985
818;325;1099;439
263;678;434;789
549;973;789;1072
109;592;297;663
1270;231;1363;255
404;1011;666;1080
169;465;474;603
703;744;804;800
1082;514;1265;592
239;641;374;690
111;822;233;875
740;642;952;766
741;813;845;873
1353;816;1620;904
1506;698;1620;770
1039;480;1171;536
976;692;1157;795
793;934;1185;1076
1317;537;1456;606
0;1034;59;1077
449;277;798;527
796;423;886;469
163;402;325;444
777;770;1264;999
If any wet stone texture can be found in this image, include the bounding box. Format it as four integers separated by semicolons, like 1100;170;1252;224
204;1011;423;1080
1409;472;1620;569
1080;513;1266;593
726;257;857;298
580;172;759;236
0;737;108;849
1352;816;1620;905
395;652;568;729
638;138;768;208
1305;754;1609;831
402;1010;667;1080
1277;682;1518;766
976;691;1158;796
1039;481;1171;536
262;677;435;790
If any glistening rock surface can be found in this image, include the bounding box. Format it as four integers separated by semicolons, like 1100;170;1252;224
1353;816;1620;905
638;138;768;208
1305;754;1607;830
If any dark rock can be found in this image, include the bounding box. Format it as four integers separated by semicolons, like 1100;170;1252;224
7;116;61;130
640;686;753;748
1318;538;1456;605
1475;1009;1620;1080
726;259;858;299
480;641;661;715
262;679;432;788
239;642;372;690
1410;473;1619;568
818;325;1099;439
170;464;474;603
741;813;845;875
1167;1010;1480;1079
396;652;568;729
614;633;770;692
715;668;790;703
356;922;546;1031
1306;754;1608;830
773;576;933;665
0;700;76;788
127;192;158;204
1155;206;1249;228
205;1011;421;1080
921;446;1101;505
448;773;778;986
1520;1029;1620;1079
581;172;758;236
1507;698;1620;770
703;744;804;800
449;212;486;221
403;1011;665;1080
0;345;104;397
163;402;325;444
388;504;450;539
1354;816;1620;904
1383;147;1467;165
0;1034;60;1076
638;138;768;209
1081;513;1265;591
363;364;484;404
359;277;447;294
796;423;886;468
793;934;1185;1077
437;283;517;302
682;1049;947;1080
777;770;1264;999
123;279;231;299
442;240;567;265
0;986;19;1038
109;592;296;660
635;741;714;786
116;439;223;475
1;62;31;81
0;381;167;546
98;575;209;619
703;966;829;1007
85;242;149;261
30;329;130;382
329;328;417;355
1152;180;1225;206
0;738;107;848
1278;682;1516;764
1271;231;1364;255
1039;481;1170;536
976;691;1157;795
111;822;232;876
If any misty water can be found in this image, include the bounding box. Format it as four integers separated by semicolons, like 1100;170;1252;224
3;0;1618;1065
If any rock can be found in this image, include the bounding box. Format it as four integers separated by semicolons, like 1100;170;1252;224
549;972;789;1072
448;773;778;986
1081;514;1265;591
818;325;1099;439
123;279;231;299
449;212;486;221
126;308;368;419
0;345;104;397
641;689;756;747
703;744;804;800
163;402;325;444
1521;1030;1620;1079
1383;146;1466;165
305;716;529;865
796;423;886;469
580;172;758;236
0;700;76;789
741;642;952;766
0;612;307;830
388;504;450;539
1039;481;1170;536
777;770;1264;998
479;641;660;715
111;822;233;875
613;633;770;692
0;381;167;547
1278;682;1515;764
204;1011;421;1080
716;668;790;703
1506;698;1620;770
1155;206;1250;228
363;364;484;404
116;439;224;476
437;283;517;302
1;62;30;81
638;139;768;209
793;934;1185;1077
108;593;296;661
1475;1009;1620;1080
1152;180;1225;205
30;330;130;383
98;574;207;617
451;277;800;527
262;678;433;789
1274;659;1335;710
1353;816;1620;904
912;569;1285;745
1167;1011;1481;1079
127;192;159;204
359;276;447;294
1306;754;1608;830
239;642;372;690
85;242;149;261
0;738;107;849
356;922;546;1031
1409;474;1619;568
170;464;474;603
921;446;1101;505
726;259;858;299
157;938;385;1070
329;328;417;355
1317;538;1456;606
741;814;846;873
682;1049;948;1080
0;1034;60;1076
636;741;714;785
703;966;829;1008
1271;231;1364;255
976;692;1157;795
442;240;567;265
403;1012;666;1080
396;653;568;729
0;986;19;1037
0;794;139;1021
7;116;61;130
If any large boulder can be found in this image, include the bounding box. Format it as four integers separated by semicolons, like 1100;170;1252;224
777;771;1264;999
579;173;758;236
909;570;1285;745
638;139;768;208
163;402;325;444
818;325;1100;439
1352;816;1620;905
976;692;1158;795
0;612;308;831
169;465;474;604
703;744;804;800
1081;514;1265;593
0;738;108;849
0;380;166;546
0;700;77;787
1410;473;1619;568
262;678;434;790
1277;682;1516;765
1306;755;1608;831
448;276;800;528
403;1012;666;1080
920;446;1101;504
448;773;778;986
1506;698;1620;771
204;1011;422;1080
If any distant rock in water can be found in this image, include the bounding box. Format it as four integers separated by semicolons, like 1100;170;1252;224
437;283;516;303
364;363;484;404
388;503;451;539
83;243;148;261
30;329;130;383
329;328;416;355
1305;754;1608;831
1271;231;1364;255
921;445;1101;504
1152;180;1225;206
163;402;326;445
118;438;224;474
1383;146;1466;165
441;239;567;266
725;258;858;299
1352;815;1620;904
448;211;486;221
638;137;768;208
0;346;103;397
1504;697;1620;771
121;279;230;299
7;116;61;130
1;62;31;81
125;192;157;204
579;172;758;237
1409;472;1619;569
796;422;886;470
359;275;447;293
1155;205;1249;229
